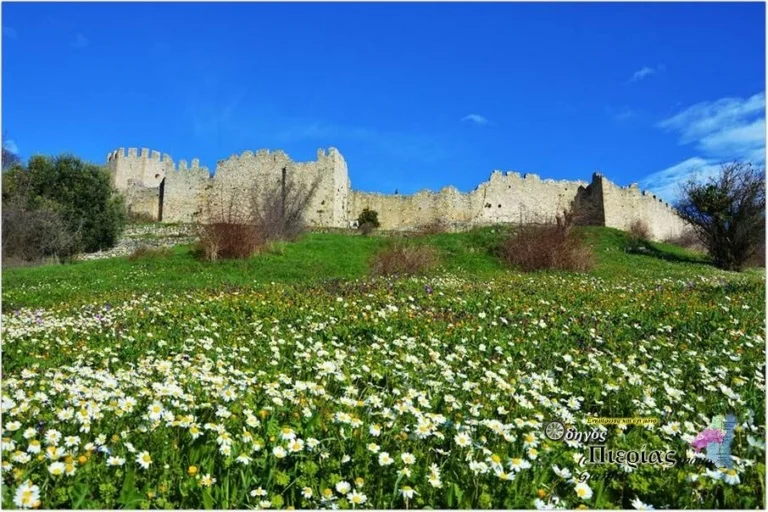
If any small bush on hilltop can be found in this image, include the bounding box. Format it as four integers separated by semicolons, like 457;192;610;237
625;219;652;254
357;208;380;235
370;241;440;276
500;210;594;272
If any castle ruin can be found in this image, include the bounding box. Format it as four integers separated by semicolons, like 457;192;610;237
106;146;688;241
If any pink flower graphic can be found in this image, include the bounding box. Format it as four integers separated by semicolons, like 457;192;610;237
691;428;725;452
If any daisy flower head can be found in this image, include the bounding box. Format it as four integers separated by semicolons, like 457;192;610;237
48;462;66;476
347;491;367;505
574;482;593;500
723;468;740;485
136;451;152;469
288;438;304;453
454;432;472;448
14;481;41;509
631;496;654;509
378;452;394;466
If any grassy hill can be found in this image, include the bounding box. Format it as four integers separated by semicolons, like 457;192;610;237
0;226;743;310
1;226;764;509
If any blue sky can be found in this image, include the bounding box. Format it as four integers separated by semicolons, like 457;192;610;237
2;2;765;201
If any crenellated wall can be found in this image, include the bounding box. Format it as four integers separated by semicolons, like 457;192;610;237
106;147;688;240
594;174;688;240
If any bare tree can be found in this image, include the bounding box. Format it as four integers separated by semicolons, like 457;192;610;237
676;162;765;271
250;171;321;242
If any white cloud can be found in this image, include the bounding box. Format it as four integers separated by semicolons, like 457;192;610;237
645;91;766;202
3;26;17;39
639;157;723;203
3;139;19;154
72;33;89;49
628;66;657;83
461;114;490;126
657;92;765;149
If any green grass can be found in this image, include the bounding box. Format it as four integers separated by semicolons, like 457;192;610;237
2;226;758;310
2;226;765;509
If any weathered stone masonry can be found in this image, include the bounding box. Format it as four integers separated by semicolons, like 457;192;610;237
106;146;688;241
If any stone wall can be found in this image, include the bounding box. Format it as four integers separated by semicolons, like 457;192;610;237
595;174;688;241
107;146;688;241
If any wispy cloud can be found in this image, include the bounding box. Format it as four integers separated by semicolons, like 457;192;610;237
3;139;19;155
606;106;636;121
639;157;722;203
657;92;765;160
461;114;490;126
628;65;663;83
71;33;89;49
3;26;17;39
643;91;765;202
273;120;453;166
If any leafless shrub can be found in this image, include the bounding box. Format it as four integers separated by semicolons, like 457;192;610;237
194;172;319;261
251;174;320;242
359;222;377;236
370;242;440;276
127;246;173;262
195;188;263;262
629;220;651;241
2;196;76;263
500;210;594;272
664;228;706;252
417;218;450;236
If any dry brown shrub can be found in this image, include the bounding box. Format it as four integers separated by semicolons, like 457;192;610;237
194;173;318;261
663;228;706;252
359;222;376;236
417;218;450;236
500;211;594;272
127;246;173;262
370;242;440;276
629;220;651;241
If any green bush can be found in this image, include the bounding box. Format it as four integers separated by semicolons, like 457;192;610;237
357;207;380;229
2;154;126;256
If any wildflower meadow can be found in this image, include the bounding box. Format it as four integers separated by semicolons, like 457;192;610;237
1;230;765;509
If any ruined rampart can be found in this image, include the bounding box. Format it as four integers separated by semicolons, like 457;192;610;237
106;147;688;241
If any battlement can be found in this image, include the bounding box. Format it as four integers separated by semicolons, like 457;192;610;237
107;147;173;163
107;147;213;175
106;144;687;239
591;172;677;210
